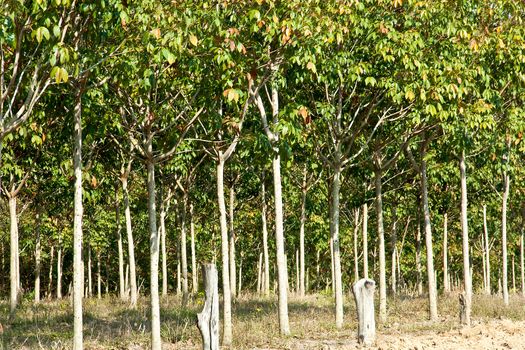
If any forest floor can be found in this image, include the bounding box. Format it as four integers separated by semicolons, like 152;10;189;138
1;292;525;349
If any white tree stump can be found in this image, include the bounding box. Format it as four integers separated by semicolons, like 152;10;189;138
352;278;376;346
197;264;219;350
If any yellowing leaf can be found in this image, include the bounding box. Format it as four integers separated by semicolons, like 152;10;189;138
189;34;198;46
306;61;316;73
151;28;161;39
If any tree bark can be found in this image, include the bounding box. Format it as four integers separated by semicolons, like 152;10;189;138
115;185;125;300
34;211;41;303
181;193;189;303
353;207;360;283
374;169;387;323
160;190;168;297
72;88;84;350
122;177;138;308
57;234;62;299
420;155;438;321
502;165;510;305
229;185;237;298
146;145;162;350
483;205;491;295
261;171;270;297
190;203;198;293
331;163;344;329
416;215;423;295
459;151;471;325
197;264;219;350
443;212;450;293
217;158;232;346
97;252;101;299
520;234;525;297
299;165;307;297
47;245;54;299
391;208;398;296
8;195;19;315
257;252;263;294
87;244;92;298
363;203;369;279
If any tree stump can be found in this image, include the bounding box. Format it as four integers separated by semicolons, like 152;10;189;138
352;278;376;346
197;264;219;350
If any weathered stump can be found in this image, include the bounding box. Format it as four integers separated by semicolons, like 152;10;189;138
197;264;219;350
352;278;376;346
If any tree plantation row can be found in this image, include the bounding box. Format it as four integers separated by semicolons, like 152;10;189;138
1;0;525;349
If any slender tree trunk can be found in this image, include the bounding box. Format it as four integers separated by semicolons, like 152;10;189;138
459;151;471;325
181;194;189;302
512;255;516;292
331;162;344;329
190;203;197;293
483;205;491;295
34;211;41;303
160;195;168;297
229;185;237;298
391;208;398;296
8;195;19;315
295;249;299;294
299;166;307;297
116;185;125;300
238;253;243;295
353;207;360;283
502;166;510;305
416;215;423;295
47;245;54;299
257;252;263;294
146;148;162;350
217;158;233;345
122;177;138;308
272;147;291;334
482;234;487;294
520;230;525;297
97;252;101;299
87;244;92;298
443;213;449;293
420;155;438;321
72;89;84;350
57;237;62;299
374;169;387;323
363;203;369;279
261;172;270;297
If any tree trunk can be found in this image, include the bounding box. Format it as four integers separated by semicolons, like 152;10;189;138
459;151;471;325
34;211;41;303
520;230;525;297
57;237;62;299
299;166;307;297
295;249;299;294
87;244;92;298
391;208;398;296
160;191;168;297
9;195;19;315
146;142;162;349
238;253;243;295
483;205;491;295
261;171;270;297
216;158;232;346
363;203;369;279
116;185;125;300
502;166;510;305
257;252;263;294
420;155;438;321
229;185;237;298
190;203;198;293
47;245;54;299
272;147;291;334
353;207;360;283
443;212;450;293
331;163;344;329
416;216;423;295
374;169;387;323
197;264;219;350
122;177;138;308
181;194;189;302
72;89;84;350
97;252;101;299
512;255;516;292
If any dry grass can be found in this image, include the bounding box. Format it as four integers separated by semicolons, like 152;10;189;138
1;291;525;349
